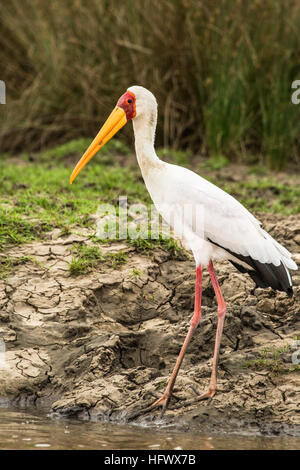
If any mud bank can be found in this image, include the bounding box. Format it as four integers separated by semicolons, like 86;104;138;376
0;213;299;436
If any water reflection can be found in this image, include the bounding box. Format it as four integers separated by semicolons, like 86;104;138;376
0;407;299;450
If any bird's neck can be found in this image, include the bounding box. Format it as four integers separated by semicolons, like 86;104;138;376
132;111;163;176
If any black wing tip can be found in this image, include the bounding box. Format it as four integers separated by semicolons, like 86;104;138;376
208;238;294;297
229;259;294;297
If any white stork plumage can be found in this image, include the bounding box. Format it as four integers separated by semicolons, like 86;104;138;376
70;86;297;417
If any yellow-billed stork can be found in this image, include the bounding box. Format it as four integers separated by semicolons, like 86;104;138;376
70;86;297;417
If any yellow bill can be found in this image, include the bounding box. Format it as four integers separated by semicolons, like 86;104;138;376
69;106;127;184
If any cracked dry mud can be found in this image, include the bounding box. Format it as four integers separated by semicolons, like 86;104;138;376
0;213;299;436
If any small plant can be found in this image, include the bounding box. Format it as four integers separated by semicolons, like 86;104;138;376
248;165;267;176
68;244;104;275
76;244;104;261
0;211;50;248
68;244;129;275
60;225;72;237
131;268;141;277
0;255;34;279
108;251;128;267
243;344;292;375
68;256;90;275
128;234;188;260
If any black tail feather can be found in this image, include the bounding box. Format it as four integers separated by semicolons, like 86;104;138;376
229;258;293;297
207;238;293;297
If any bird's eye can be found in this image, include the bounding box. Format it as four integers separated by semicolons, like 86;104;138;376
127;99;132;104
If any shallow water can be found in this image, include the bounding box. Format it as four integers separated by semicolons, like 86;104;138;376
0;406;299;450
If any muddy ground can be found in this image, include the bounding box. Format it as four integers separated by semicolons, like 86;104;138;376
0;213;299;436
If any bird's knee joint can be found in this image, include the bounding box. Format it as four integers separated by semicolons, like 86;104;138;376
218;306;226;318
190;313;201;329
190;319;200;329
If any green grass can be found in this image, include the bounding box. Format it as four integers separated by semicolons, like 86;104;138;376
0;255;35;278
0;142;299;254
131;268;142;277
156;379;168;390
157;149;192;166
128;235;189;260
68;244;105;275
68;244;128;275
30;138;131;164
68;257;89;275
0;145;150;248
0;212;51;247
108;251;128;267
219;179;300;215
203;156;230;171
243;344;293;375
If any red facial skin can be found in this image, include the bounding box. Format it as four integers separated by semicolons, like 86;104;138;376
117;91;136;121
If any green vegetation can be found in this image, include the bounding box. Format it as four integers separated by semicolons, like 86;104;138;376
68;243;128;275
68;244;105;275
203;156;230;171
30;138;130;165
108;251;128;267
218;179;300;215
0;141;150;248
0;255;35;279
1;0;300;169
0;139;299;255
157;149;192;166
128;235;189;260
0;212;49;248
243;344;293;375
131;268;142;277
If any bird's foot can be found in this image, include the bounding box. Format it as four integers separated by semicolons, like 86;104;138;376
128;389;186;421
191;384;222;401
173;384;223;410
128;391;171;421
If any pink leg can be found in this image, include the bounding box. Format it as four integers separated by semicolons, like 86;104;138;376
195;260;226;400
131;265;203;418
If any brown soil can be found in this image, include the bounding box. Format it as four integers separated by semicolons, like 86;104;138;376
0;213;299;436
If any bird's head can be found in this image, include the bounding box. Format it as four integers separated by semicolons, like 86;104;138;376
69;85;157;184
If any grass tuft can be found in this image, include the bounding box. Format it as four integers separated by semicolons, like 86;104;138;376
68;244;105;275
243;344;293;375
68;244;128;275
129;235;189;260
0;255;35;278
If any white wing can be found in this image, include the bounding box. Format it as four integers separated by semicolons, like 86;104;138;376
152;163;297;271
